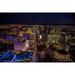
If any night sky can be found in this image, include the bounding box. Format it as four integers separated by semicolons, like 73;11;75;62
0;13;75;25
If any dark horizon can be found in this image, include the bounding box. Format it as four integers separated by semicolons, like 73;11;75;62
0;13;75;25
